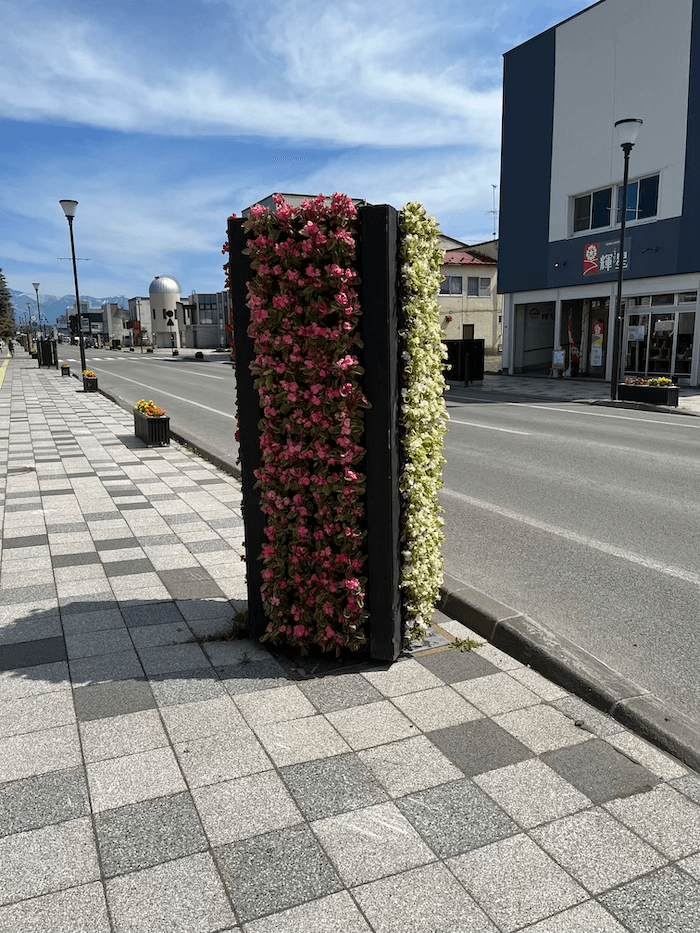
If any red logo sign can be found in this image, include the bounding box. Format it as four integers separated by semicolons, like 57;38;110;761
583;242;599;276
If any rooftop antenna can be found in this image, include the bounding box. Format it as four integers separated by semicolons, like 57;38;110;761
486;184;499;239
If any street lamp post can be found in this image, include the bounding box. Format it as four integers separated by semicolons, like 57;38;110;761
610;118;643;401
59;200;87;376
32;283;42;339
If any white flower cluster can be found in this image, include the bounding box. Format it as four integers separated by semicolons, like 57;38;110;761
398;203;449;643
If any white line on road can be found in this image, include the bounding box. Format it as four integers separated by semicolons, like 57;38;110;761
93;370;237;419
441;487;700;587
89;356;227;379
448;419;531;435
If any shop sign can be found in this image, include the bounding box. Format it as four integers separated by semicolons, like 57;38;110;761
627;324;646;341
583;238;631;276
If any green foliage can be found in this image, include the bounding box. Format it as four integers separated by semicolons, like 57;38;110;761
0;269;16;338
453;637;482;652
398;204;449;644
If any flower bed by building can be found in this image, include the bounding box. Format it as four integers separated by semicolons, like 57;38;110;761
619;378;679;406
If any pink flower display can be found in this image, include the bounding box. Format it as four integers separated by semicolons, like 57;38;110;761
243;194;370;654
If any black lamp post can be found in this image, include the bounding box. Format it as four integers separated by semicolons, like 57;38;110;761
610;118;643;400
59;200;87;376
32;283;42;339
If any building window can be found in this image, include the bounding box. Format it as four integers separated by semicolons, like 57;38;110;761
617;175;659;223
573;187;612;232
467;276;491;297
440;275;462;295
573;174;659;234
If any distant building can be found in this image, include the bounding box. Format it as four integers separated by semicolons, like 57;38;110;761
179;291;230;349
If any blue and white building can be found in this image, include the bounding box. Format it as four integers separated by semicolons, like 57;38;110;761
499;0;699;385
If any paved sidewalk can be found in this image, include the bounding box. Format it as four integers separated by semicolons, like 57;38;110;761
2;351;700;932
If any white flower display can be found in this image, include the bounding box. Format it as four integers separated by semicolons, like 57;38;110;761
398;203;449;643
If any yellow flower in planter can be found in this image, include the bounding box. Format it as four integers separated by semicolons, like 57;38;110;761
83;371;96;378
135;399;167;417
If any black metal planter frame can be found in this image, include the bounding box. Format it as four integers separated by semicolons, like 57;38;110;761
617;383;679;406
229;205;403;661
134;410;171;446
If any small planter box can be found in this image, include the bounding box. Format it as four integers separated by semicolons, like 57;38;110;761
618;383;679;406
83;376;98;392
134;410;170;446
146;347;154;353
61;364;70;377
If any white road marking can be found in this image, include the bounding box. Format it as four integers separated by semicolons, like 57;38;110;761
90;370;237;419
448;419;531;435
441;487;700;587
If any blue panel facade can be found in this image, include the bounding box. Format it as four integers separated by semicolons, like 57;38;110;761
498;29;556;294
500;0;700;295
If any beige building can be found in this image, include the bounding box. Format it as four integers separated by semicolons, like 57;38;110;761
437;237;502;354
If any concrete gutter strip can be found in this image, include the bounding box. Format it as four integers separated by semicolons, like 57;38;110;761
88;378;700;772
439;573;700;773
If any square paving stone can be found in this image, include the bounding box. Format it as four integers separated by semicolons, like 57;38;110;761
160;695;247;743
106;852;236;932
158;568;226;599
353;863;497;933
326;700;418;750
68;648;143;685
0;636;66;672
513;900;629;932
604;784;700;858
87;745;187;812
0;817;100;907
298;672;383;713
0;724;81;783
473;757;590;828
428;717;534;776
0;767;90;838
192;770;303;845
219;658;290;695
599;866;700;933
95;791;209;876
103;558;156;577
391;685;482;732
417;648;501;683
175;731;272;787
121;600;184;627
242;891;372;933
79;708;169;762
149;667;227;707
64;627;134;660
215;824;342;922
73;677;157;722
280;753;389;821
361;658;444;697
137;642;211;676
531;807;667;894
0;688;75;739
234;683;316;726
448;834;587;932
311;801;435;886
0;881;111;933
255;715;351;767
495;705;593;754
397;778;516;858
358;735;463;796
541;738;660;804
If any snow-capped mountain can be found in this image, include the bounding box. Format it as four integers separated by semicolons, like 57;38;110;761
9;289;130;325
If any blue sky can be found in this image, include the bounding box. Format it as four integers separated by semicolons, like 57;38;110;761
1;0;590;301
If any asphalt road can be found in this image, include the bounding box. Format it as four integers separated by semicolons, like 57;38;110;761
57;345;700;723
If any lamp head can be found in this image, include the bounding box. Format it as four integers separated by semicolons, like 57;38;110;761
614;118;643;149
59;199;78;219
32;282;40;291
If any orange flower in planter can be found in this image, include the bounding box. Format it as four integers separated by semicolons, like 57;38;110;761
83;371;96;378
135;399;167;418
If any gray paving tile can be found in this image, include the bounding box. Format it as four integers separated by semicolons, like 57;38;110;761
87;745;187;812
0;817;100;907
51;552;101;568
175;598;235;621
121;600;184;627
397;778;516;858
242;891;371;933
448;834;587;932
149;667;227;707
193;770;303;845
325;700;417;750
137;642;211;675
531;807;667;894
391;684;482;731
518;900;629;932
541;738;660;804
0;688;75;739
219;658;290;695
550;695;626;737
495;705;593;755
428;717;534;776
129;621;192;648
106;852;236;932
0;723;81;782
606;731;690;780
79;708;169;762
0;767;90;838
298;672;383;713
604;785;700;858
64;627;134;660
417;647;500;683
477;751;591;824
600;866;700;933
159;695;248;743
95;791;209;876
234;683;317;726
69;648;143;685
254;714;351;767
73;677;157;722
353;863;497;933
175;731;272;787
358;735;463;796
361;657;444;697
0;635;66;671
93;536;140;551
215;824;342;922
0;881;111;933
280;753;389;821
311;800;435;886
2;534;49;548
453;671;541;715
672;775;700;805
103;557;156;576
158;567;226;599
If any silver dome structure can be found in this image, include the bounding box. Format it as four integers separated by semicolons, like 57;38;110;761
149;275;182;295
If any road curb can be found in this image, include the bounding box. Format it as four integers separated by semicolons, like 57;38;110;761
439;573;700;772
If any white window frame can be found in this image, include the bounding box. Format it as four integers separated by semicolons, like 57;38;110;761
571;173;659;236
